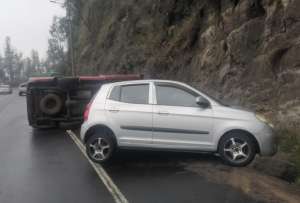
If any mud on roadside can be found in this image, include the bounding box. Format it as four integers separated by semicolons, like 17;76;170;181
183;159;300;203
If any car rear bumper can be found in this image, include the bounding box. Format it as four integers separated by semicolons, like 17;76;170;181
80;122;89;142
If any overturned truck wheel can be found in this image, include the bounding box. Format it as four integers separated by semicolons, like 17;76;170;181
39;93;63;116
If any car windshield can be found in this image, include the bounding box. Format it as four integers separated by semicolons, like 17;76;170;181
184;84;229;106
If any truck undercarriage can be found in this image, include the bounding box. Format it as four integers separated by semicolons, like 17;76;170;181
27;75;142;129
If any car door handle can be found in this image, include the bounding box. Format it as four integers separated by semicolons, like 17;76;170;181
158;111;169;115
108;108;120;113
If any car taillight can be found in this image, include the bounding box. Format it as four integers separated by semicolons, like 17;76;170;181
83;102;92;121
84;95;96;121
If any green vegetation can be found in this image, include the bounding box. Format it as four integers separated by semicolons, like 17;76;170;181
278;129;300;184
0;33;67;86
0;37;45;85
47;16;69;76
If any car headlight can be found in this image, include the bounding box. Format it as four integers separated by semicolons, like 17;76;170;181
255;114;274;128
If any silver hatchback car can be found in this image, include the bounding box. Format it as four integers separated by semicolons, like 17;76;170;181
81;80;277;166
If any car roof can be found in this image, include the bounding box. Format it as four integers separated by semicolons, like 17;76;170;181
103;79;221;106
107;79;187;86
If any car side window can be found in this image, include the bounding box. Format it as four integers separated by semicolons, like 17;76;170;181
109;84;149;104
156;84;199;107
109;86;121;101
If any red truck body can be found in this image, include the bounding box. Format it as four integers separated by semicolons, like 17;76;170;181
27;74;142;129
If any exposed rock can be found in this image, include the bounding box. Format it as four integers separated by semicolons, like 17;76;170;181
74;0;300;127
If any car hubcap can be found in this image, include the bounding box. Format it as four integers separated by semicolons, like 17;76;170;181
224;138;250;163
89;138;110;161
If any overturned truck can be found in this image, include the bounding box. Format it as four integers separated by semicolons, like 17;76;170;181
27;74;142;129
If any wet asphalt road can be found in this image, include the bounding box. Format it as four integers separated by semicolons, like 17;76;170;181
0;92;261;203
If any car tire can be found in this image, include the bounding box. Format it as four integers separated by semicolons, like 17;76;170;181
86;132;116;164
39;93;63;116
218;132;256;167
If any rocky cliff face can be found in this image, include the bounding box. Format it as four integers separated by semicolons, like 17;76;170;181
75;0;300;128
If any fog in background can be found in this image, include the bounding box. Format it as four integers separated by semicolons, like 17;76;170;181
0;0;65;58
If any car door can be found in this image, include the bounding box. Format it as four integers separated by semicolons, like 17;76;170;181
152;83;214;150
105;83;153;147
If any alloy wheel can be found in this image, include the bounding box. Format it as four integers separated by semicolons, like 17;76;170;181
89;138;111;161
223;137;250;163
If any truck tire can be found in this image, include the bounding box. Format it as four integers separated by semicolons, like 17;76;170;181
39;93;63;116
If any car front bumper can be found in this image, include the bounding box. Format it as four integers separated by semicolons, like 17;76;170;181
257;124;277;156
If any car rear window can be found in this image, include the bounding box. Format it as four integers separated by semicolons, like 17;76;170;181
109;84;149;104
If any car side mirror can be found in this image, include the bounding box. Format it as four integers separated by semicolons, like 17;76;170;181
196;96;210;108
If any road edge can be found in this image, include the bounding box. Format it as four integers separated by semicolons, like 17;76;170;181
66;130;128;203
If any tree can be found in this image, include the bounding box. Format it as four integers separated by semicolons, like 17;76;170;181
24;57;34;78
4;36;14;82
1;36;38;83
14;52;24;81
2;37;26;83
0;54;5;81
47;16;68;74
31;50;41;73
0;36;45;83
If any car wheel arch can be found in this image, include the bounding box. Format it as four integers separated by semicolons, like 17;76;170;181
84;124;117;145
217;129;260;154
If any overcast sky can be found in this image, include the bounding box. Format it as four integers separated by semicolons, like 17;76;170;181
0;0;65;58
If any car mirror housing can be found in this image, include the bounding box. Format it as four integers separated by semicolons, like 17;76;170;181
196;96;210;108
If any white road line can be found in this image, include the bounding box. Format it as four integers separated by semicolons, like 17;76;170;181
66;130;129;203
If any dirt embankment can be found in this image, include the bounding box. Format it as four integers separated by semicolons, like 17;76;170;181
184;160;300;203
75;0;300;128
71;0;300;191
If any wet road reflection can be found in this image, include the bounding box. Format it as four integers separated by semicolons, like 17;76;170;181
101;150;258;203
0;93;261;203
0;95;114;203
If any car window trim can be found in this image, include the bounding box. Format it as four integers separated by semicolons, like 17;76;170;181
108;83;151;105
108;85;121;101
153;82;210;108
